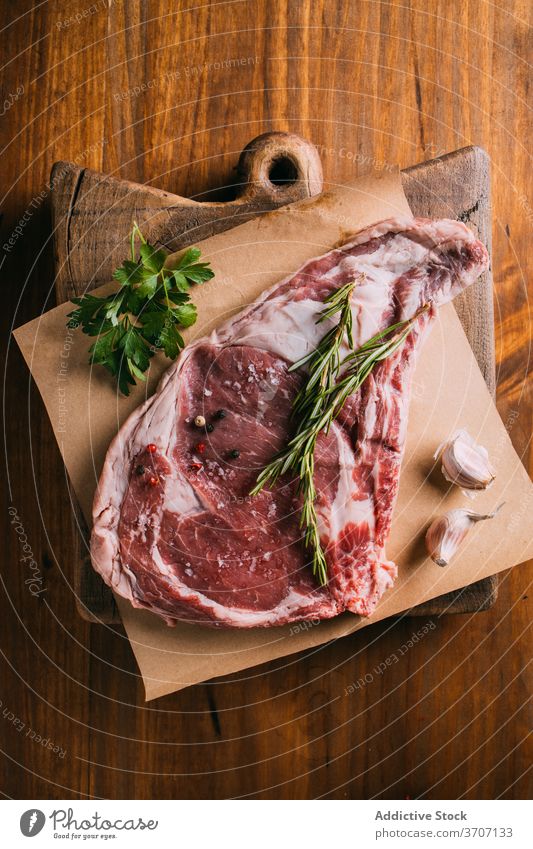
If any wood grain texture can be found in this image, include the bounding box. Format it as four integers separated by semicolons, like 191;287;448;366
50;141;497;623
1;0;531;801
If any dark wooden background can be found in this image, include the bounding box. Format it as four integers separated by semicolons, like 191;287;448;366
1;0;531;800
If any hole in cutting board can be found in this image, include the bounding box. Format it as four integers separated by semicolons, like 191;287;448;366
268;156;298;186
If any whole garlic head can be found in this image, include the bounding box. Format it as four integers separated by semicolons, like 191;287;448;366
426;505;503;567
435;429;495;492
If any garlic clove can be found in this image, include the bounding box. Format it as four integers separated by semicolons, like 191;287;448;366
425;504;503;567
435;428;495;492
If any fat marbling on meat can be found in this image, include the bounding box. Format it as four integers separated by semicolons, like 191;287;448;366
91;217;489;627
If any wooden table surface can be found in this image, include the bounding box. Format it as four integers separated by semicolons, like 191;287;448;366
1;0;531;800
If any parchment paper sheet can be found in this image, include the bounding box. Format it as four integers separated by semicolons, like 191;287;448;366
14;170;533;700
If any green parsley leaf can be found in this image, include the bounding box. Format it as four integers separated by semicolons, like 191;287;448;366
113;259;143;287
173;303;197;328
178;262;214;284
169;270;190;292
139;242;167;274
139;310;167;342
175;246;201;267
67;224;214;395
135;272;159;299
157;319;184;359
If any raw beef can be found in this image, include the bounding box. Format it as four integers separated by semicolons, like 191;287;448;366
91;217;489;627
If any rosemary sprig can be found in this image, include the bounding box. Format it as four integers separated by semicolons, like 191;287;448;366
251;281;426;585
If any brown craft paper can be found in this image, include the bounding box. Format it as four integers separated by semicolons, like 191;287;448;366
14;170;533;700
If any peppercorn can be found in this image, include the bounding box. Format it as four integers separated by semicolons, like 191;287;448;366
135;465;145;476
194;415;206;428
215;409;226;419
229;449;240;459
148;475;159;487
195;442;206;454
205;423;214;433
146;443;157;453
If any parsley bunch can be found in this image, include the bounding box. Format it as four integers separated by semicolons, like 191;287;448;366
67;223;214;395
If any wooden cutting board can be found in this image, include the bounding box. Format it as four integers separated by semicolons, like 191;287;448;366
50;132;497;624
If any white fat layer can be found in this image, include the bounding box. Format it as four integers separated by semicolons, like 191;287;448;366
215;298;327;364
329;235;427;283
209;236;430;368
209;285;389;370
325;236;428;333
151;544;181;580
363;387;378;434
162;465;204;515
317;425;375;542
127;357;189;459
140;548;328;626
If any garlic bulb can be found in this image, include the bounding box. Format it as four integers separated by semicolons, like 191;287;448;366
425;505;503;567
435;429;495;492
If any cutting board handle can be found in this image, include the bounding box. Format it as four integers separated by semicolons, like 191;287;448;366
51;131;324;297
235;131;323;205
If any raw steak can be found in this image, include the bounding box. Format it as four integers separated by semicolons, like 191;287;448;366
91;217;489;627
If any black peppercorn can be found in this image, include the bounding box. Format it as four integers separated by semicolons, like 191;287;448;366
135;465;145;476
215;409;226;419
229;449;240;459
206;423;214;433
